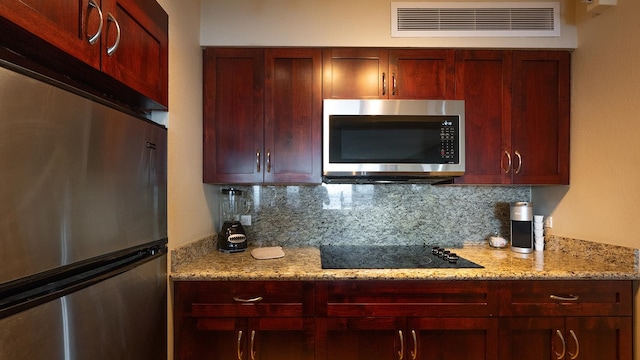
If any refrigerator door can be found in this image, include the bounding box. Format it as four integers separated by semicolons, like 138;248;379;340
0;64;167;284
0;254;167;360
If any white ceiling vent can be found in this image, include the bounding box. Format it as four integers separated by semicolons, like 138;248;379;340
392;2;560;38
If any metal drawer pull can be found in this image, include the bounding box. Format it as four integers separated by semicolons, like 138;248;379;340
86;0;104;45
233;296;264;303
568;330;580;359
236;330;243;360
392;73;397;95
550;294;580;301
266;150;271;173
410;330;417;360
106;13;121;56
502;150;512;174
397;330;404;360
514;150;522;174
250;330;257;360
553;329;566;360
256;150;261;172
382;72;387;96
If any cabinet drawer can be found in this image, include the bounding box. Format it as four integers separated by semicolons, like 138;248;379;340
500;280;632;317
317;280;500;317
176;281;315;317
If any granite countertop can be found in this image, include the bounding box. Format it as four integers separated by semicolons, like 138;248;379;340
170;235;640;281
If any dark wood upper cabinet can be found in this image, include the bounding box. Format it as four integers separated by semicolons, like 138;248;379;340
455;50;570;185
323;48;455;99
511;51;570;184
203;48;322;185
203;48;265;184
388;49;455;99
323;48;388;99
0;0;101;69
101;0;168;107
264;48;322;184
454;50;513;184
0;0;168;109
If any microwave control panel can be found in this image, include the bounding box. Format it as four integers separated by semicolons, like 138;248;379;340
440;120;457;161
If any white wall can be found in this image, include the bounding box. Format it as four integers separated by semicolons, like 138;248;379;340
533;0;640;249
200;0;577;48
156;0;218;253
154;1;214;358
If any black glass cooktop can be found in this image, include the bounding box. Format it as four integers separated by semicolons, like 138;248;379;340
320;245;483;269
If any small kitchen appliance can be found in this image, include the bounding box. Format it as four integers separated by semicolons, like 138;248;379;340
218;188;248;253
510;202;533;253
322;99;465;184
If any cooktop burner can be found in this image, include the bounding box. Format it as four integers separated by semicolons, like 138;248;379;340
320;245;483;269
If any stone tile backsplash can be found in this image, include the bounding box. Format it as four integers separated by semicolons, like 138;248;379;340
219;184;530;248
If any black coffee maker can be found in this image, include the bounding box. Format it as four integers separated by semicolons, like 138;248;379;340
218;188;247;253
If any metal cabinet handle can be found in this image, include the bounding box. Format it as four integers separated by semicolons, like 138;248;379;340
502;150;512;174
553;329;566;360
266;150;271;173
250;330;257;360
514;150;522;174
236;330;244;360
106;13;121;56
233;296;263;303
86;0;104;45
409;330;417;360
256;150;261;173
382;72;387;96
568;330;580;359
397;330;404;360
392;72;397;96
550;294;580;302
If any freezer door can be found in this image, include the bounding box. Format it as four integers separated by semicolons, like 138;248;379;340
0;65;167;284
0;255;167;360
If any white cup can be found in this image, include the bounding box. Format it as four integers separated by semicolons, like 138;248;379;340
534;242;544;251
534;215;544;223
534;229;544;237
534;222;543;230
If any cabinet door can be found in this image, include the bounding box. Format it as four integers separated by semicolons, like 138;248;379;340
264;48;322;184
454;50;512;184
189;317;247;360
500;317;565;360
0;0;101;69
252;318;315;360
411;318;499;360
389;49;455;99
323;48;389;99
101;0;168;106
203;48;265;184
511;51;570;184
316;317;406;360
565;317;632;360
191;318;314;360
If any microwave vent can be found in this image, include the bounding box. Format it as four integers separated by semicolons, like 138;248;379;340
392;2;560;38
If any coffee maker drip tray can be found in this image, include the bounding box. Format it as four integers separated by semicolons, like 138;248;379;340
320;245;483;269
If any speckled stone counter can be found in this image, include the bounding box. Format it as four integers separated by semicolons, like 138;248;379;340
170;235;640;281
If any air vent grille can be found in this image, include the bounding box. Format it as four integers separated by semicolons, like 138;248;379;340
392;2;560;37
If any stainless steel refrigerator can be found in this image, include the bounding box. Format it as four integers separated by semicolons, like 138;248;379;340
0;60;167;359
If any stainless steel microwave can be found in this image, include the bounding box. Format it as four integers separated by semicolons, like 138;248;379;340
322;99;465;184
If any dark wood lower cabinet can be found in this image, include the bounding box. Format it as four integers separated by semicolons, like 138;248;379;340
500;316;632;360
315;317;499;360
173;280;632;360
192;317;314;360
